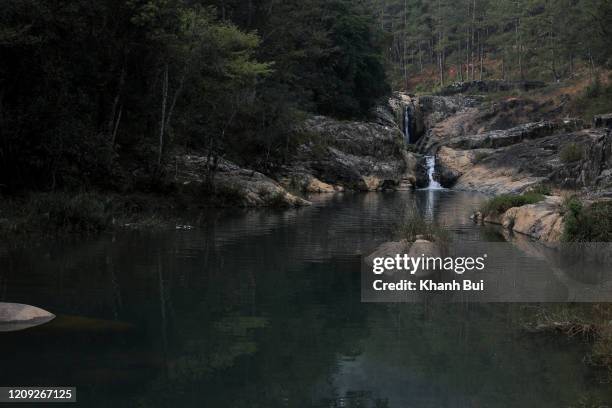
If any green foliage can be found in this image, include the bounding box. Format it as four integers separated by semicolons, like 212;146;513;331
563;197;612;242
560;143;585;163
377;0;612;88
481;192;545;215
528;184;552;196
0;0;390;195
570;77;612;122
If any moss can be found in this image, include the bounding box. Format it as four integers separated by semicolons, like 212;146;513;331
481;192;545;216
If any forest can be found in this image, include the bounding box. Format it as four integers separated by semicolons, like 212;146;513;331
377;0;612;90
1;0;611;195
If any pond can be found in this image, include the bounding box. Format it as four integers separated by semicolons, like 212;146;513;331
0;191;608;407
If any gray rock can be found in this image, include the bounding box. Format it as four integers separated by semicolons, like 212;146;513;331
0;303;55;332
447;119;584;150
593;113;612;129
167;154;311;207
285;111;416;191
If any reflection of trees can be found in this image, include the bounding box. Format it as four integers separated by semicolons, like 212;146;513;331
339;303;602;407
136;251;373;407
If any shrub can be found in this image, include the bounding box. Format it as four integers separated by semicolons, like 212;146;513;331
563;198;612;242
397;208;450;243
28;192;111;233
529;184;552;196
481;192;545;215
210;183;245;207
560;143;584;163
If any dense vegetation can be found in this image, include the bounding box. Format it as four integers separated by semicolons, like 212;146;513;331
563;197;612;242
0;0;389;193
375;0;612;89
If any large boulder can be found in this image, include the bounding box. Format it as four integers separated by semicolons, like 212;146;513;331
501;196;565;243
285;112;415;191
0;303;55;332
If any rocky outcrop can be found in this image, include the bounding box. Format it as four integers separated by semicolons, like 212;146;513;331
280;101;418;192
433;127;612;195
168;154;310;207
0;303;55;332
446;119;584;150
487;196;565;243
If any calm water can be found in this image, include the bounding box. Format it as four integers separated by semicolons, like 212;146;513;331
0;191;609;407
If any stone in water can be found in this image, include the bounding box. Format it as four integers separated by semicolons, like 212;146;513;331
0;302;55;332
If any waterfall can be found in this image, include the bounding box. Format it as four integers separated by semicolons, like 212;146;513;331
403;106;411;144
424;155;443;190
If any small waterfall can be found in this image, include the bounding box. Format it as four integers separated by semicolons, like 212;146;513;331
424;155;443;190
403;106;411;144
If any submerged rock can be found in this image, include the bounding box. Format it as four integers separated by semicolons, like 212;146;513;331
0;303;55;332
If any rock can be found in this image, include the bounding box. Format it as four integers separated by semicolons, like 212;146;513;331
436;147;482;188
593;113;612;128
364;240;411;274
444;128;611;195
447;119;584;150
286;111;414;192
0;303;55;332
278;172;337;193
484;196;565;243
168;153;311;207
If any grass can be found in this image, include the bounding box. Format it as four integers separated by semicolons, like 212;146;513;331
563;196;612;242
480;192;546;216
397;208;450;243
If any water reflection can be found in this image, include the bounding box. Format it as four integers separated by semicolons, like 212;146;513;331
0;192;608;407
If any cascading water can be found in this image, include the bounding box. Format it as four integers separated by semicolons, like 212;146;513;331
403;106;411;144
424;155;444;190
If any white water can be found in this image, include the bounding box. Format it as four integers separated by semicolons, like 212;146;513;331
403;106;411;144
424;155;444;190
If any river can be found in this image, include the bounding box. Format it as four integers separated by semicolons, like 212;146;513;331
0;191;608;407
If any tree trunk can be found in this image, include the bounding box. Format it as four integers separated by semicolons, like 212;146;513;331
158;64;169;168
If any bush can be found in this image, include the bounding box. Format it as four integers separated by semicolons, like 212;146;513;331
481;192;545;215
563;198;612;242
529;184;552;196
397;208;450;243
27;192;111;233
560;143;584;163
